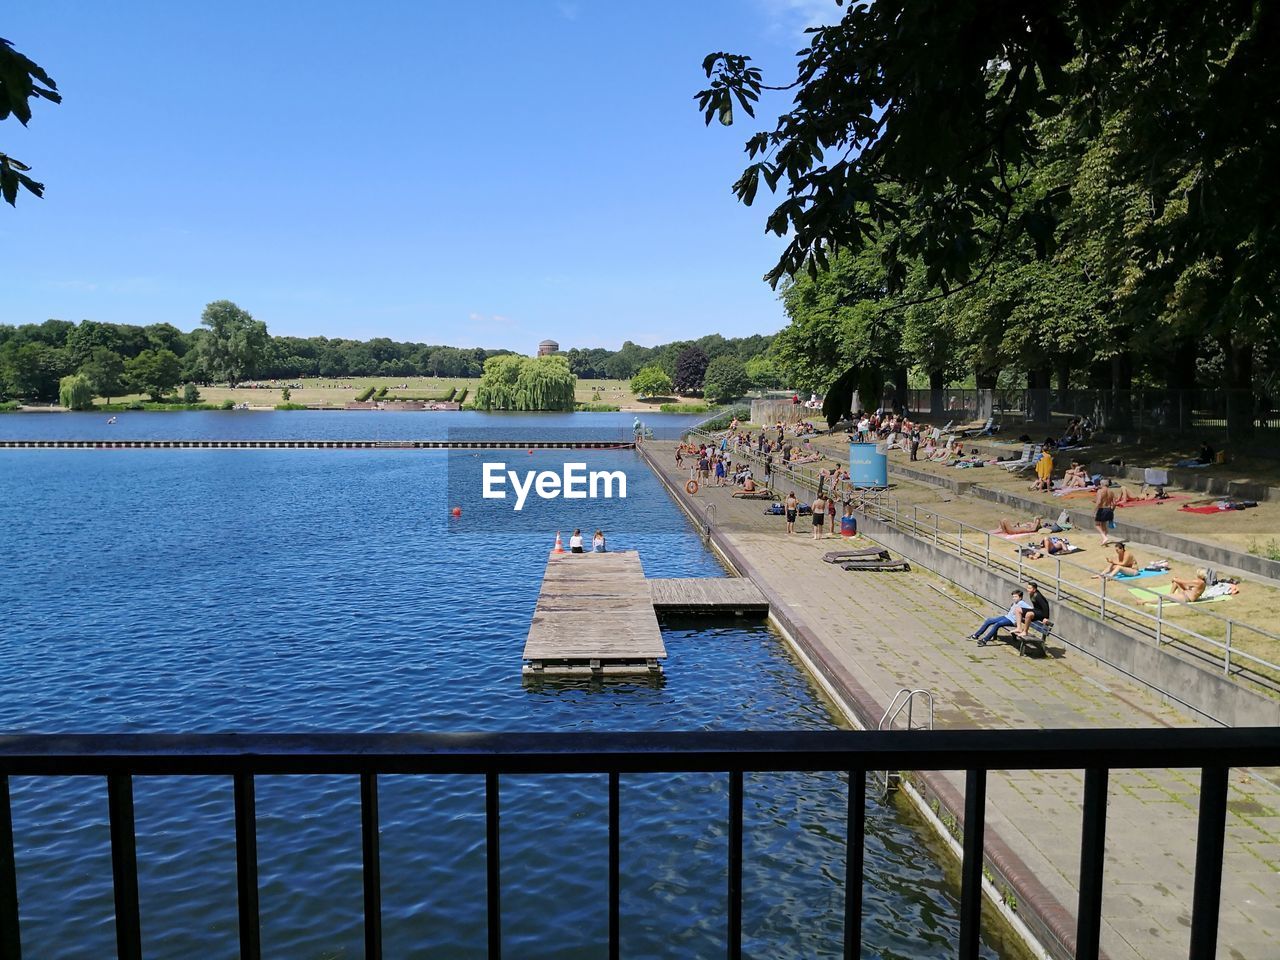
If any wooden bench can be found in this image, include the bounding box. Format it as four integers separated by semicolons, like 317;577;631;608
1000;619;1053;656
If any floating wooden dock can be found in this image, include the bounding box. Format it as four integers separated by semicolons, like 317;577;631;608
523;551;666;677
648;578;769;615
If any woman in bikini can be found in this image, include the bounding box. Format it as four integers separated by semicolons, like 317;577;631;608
1094;541;1138;579
997;516;1046;535
1168;569;1207;603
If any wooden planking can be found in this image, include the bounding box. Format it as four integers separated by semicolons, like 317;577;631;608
522;551;667;663
647;578;769;613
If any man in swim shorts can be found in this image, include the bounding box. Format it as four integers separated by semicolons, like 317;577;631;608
1093;479;1117;544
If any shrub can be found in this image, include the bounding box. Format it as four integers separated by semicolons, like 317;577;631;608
660;402;714;413
454;387;468;404
375;386;389;399
183;383;202;404
356;386;376;402
576;402;621;412
275;402;308;410
0;400;21;412
281;386;291;401
220;399;236;410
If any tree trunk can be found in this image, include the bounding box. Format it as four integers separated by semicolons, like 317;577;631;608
928;369;945;418
1109;351;1133;430
1025;367;1051;424
1222;334;1256;440
974;369;997;421
893;367;910;414
1167;338;1198;432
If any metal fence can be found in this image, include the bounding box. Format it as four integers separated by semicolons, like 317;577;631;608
3;729;1276;960
904;389;1280;434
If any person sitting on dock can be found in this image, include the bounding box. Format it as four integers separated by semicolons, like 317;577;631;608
592;530;607;553
569;529;585;554
1093;541;1137;579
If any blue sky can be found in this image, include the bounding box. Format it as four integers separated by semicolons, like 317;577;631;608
2;1;842;351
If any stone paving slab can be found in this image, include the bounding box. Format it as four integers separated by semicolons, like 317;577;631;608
644;441;1280;960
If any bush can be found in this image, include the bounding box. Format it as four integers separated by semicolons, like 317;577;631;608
0;400;21;412
454;387;468;404
281;386;291;401
183;383;202;404
220;399;236;410
275;402;308;410
375;386;389;399
356;386;376;401
576;402;621;412
631;365;673;398
661;402;714;413
698;405;750;431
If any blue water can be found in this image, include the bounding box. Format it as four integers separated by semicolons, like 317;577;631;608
0;410;701;441
0;444;1017;958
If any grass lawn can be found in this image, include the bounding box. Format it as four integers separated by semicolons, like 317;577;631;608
97;377;719;413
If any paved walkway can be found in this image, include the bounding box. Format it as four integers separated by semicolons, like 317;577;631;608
644;441;1279;960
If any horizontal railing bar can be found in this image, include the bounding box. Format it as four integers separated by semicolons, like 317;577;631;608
0;729;1276;776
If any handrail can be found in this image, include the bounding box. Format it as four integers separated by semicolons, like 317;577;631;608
3;729;1274;960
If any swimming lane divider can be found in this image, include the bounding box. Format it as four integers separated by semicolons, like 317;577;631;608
0;440;638;450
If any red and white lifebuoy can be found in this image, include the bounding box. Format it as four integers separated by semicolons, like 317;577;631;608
686;479;700;495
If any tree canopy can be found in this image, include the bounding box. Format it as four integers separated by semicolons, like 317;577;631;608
1;37;60;205
630;365;673;399
194;301;269;387
474;354;577;411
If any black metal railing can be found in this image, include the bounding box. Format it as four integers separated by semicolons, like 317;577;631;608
2;728;1277;960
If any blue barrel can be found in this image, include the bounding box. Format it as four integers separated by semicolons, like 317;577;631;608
840;515;857;537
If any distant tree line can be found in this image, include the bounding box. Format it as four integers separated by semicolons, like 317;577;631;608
0;305;781;405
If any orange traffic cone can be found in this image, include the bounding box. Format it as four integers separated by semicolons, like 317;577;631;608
552;531;565;554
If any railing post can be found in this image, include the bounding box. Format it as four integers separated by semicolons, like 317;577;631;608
1189;767;1229;960
728;770;743;960
107;774;142;960
1;776;21;960
958;769;986;960
360;773;382;960
933;513;939;545
1075;769;1109;960
233;773;261;960
1055;558;1063;599
984;533;990;566
957;525;963;558
1155;596;1164;645
1099;575;1107;618
486;772;502;959
1224;622;1233;675
843;770;865;960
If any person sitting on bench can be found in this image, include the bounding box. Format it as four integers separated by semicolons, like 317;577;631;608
1012;582;1051;639
968;590;1032;646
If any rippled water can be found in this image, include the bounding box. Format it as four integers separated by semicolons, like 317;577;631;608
0;409;700;441
0;442;1019;958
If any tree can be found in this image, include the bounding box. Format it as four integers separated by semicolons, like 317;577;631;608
1;340;68;400
673;346;709;394
58;373;93;410
1;38;61;205
744;354;783;389
474;354;526;410
194;300;268;386
80;347;125;401
126;349;181;401
630;366;673;398
702;356;748;404
474;354;576;411
183;383;201;404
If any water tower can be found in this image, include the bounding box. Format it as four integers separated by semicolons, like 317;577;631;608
537;339;559;357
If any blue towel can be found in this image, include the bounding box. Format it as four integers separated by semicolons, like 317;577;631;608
1113;569;1167;580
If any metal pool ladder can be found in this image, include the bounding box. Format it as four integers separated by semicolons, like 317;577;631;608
876;688;934;793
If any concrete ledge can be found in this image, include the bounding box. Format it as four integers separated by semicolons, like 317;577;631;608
1092;462;1274;503
887;462;1280;584
853;512;1280;728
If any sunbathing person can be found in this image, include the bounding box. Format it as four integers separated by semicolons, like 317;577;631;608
998;516;1048;535
1062;461;1089;488
1093;541;1138;579
1023;534;1073;559
1168;569;1207;603
1114;484;1167;505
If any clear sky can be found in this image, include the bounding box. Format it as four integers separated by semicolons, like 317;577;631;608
2;1;843;351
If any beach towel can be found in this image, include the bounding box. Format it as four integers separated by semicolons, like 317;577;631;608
1112;569;1167;580
1128;584;1234;604
1179;505;1227;515
991;529;1039;539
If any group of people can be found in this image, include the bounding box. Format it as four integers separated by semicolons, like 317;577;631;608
778;489;853;538
968;583;1051;645
566;529;607;553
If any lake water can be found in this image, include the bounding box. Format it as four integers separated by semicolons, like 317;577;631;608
0;416;1020;958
